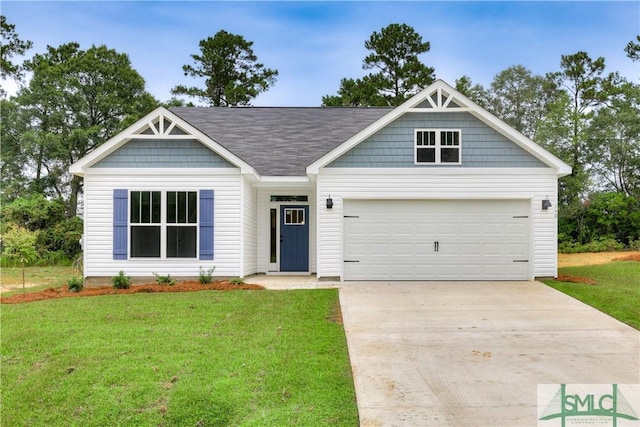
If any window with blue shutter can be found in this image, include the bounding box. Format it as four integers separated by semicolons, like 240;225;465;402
199;189;214;260
113;189;128;260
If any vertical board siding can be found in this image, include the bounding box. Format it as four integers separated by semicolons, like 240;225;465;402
199;189;214;260
112;189;128;260
317;169;558;279
83;171;242;278
328;112;547;168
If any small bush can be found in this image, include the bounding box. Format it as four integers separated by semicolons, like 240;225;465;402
629;240;640;251
199;266;215;284
67;277;83;293
153;272;176;286
112;271;131;289
229;277;244;285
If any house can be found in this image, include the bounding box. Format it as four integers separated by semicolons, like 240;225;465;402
70;80;571;283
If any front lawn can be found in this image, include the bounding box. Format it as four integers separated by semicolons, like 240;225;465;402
542;261;640;330
1;290;358;426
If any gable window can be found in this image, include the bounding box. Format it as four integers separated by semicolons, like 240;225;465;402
415;129;461;164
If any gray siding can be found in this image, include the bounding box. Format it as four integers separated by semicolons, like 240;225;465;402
93;139;235;168
328;112;547;168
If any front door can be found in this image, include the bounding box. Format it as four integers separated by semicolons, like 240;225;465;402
280;205;309;271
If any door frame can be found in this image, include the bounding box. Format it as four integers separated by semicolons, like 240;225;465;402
267;201;310;274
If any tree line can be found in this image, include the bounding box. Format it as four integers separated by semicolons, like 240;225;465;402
1;16;639;265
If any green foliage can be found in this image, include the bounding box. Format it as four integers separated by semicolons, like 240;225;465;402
112;270;131;289
323;23;434;106
198;266;215;284
229;277;244;285
153;272;176;286
171;30;278;106
67;276;83;293
625;35;640;62
1;226;38;266
0;15;33;84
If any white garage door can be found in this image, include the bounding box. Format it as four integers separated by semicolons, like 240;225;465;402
343;199;530;280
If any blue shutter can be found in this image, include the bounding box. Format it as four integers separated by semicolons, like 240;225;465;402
113;189;128;260
199;189;214;260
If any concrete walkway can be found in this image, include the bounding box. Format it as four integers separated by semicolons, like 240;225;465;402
339;281;640;426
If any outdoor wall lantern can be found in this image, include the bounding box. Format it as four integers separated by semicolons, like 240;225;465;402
326;195;334;209
542;196;552;210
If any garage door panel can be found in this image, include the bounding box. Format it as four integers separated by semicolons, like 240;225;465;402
343;199;530;280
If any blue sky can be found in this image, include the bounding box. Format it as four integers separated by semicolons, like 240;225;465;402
2;1;638;106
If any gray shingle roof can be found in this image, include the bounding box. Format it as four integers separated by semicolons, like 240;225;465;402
170;107;392;176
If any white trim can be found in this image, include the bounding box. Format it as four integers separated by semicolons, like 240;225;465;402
80;168;240;176
319;167;558;176
306;80;572;177
69;107;259;179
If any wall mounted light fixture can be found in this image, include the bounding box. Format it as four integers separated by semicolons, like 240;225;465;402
326;195;333;209
542;196;552;210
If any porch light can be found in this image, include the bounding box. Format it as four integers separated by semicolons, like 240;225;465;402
326;195;334;209
542;196;552;210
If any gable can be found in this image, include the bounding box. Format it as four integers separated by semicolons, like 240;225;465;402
93;139;235;168
328;112;547;168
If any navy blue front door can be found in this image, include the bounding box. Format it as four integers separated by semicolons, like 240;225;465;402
280;205;309;271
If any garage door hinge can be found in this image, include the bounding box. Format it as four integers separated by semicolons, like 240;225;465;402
343;215;360;218
513;259;529;263
343;260;360;263
512;215;529;218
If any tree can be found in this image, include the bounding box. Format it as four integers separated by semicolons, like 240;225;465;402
172;30;278;106
322;23;435;106
625;35;640;62
587;80;640;197
13;43;157;216
454;75;490;108
0;15;33;92
1;226;38;296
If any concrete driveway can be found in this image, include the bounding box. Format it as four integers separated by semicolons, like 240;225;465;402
339;281;640;426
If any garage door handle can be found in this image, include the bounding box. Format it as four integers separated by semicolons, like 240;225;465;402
434;241;439;252
344;260;360;263
513;260;529;263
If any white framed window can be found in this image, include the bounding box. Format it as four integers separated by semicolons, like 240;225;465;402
284;208;305;225
129;190;198;258
415;129;461;165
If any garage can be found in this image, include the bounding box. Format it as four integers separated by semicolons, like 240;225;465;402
343;199;530;280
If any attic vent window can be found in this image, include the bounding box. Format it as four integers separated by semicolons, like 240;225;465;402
415;129;461;165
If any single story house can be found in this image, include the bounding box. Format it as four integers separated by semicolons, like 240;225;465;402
70;80;571;282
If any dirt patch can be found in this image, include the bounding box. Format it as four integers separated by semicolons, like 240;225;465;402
556;275;597;285
558;251;640;267
612;253;640;262
0;281;264;304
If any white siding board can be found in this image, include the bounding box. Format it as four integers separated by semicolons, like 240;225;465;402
317;168;558;279
82;170;242;278
242;177;258;277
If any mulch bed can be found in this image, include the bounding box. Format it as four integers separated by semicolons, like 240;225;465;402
612;253;640;262
556;275;597;285
0;281;264;304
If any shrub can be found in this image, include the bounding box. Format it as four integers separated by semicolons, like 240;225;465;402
153;272;176;286
199;266;215;284
112;271;131;289
229;277;244;285
67;277;83;293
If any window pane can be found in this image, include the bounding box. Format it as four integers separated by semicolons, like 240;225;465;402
131;226;160;257
427;131;436;146
417;147;435;163
167;192;177;223
416;131;423;146
178;192;187;223
151;192;161;223
441;147;460;163
131;191;141;223
167;226;196;258
141;192;150;223
188;192;197;223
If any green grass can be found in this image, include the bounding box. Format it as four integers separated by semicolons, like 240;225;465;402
1;290;358;426
2;266;76;287
542;261;640;330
